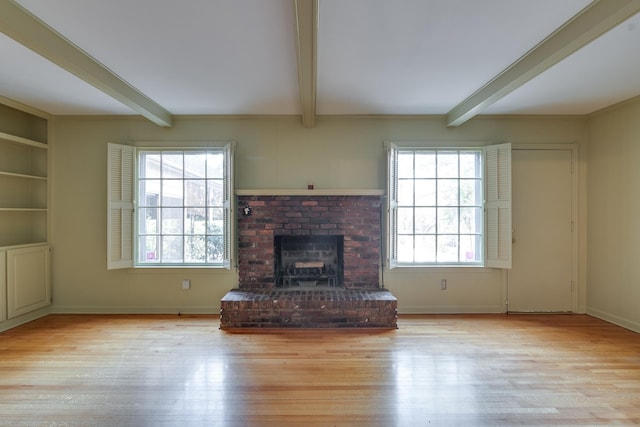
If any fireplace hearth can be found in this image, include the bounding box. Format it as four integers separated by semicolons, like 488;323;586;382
220;192;397;329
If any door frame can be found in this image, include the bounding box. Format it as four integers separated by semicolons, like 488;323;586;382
506;143;579;313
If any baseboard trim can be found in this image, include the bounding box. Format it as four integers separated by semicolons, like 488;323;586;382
398;305;504;314
587;308;640;334
51;305;219;315
0;306;51;333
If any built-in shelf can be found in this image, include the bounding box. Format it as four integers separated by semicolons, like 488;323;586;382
0;131;48;150
0;102;51;325
0;208;48;212
0;171;47;180
236;189;384;196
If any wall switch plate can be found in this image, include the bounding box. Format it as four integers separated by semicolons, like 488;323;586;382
441;279;447;290
182;279;191;290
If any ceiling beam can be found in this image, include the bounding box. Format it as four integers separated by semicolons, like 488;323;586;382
446;0;640;127
0;0;173;127
292;0;318;128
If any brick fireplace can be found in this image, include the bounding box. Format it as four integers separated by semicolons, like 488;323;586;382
219;191;397;329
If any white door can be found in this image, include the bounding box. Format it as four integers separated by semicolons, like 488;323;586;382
508;149;573;312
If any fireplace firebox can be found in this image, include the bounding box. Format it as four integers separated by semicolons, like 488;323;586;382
274;235;344;288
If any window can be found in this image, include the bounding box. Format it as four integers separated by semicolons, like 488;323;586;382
386;142;511;268
107;142;235;269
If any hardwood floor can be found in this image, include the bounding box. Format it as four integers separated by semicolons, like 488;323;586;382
1;314;640;426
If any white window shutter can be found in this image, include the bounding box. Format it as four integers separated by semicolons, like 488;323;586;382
107;143;135;269
485;143;512;269
222;141;236;270
385;142;399;269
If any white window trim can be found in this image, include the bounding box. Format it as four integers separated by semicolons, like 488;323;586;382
107;142;235;270
385;142;511;269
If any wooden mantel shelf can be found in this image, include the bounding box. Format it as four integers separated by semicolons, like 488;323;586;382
236;189;384;196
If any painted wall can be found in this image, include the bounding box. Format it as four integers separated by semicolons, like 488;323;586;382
49;115;587;314
587;98;640;332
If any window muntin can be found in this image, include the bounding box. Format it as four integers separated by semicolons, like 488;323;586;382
137;149;225;266
396;149;483;265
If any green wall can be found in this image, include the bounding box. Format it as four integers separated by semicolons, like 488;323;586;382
587;98;640;332
50;115;587;315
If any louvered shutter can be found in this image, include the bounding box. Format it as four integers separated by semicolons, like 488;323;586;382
107;143;135;269
222;141;236;270
485;143;512;269
385;142;399;269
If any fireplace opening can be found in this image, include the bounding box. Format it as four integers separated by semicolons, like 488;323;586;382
274;235;344;288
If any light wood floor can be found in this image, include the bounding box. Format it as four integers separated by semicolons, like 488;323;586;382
1;314;640;426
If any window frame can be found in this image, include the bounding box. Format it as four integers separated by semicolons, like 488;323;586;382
107;142;235;270
385;142;511;269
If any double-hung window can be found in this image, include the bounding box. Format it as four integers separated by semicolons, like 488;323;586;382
386;142;511;269
107;142;235;269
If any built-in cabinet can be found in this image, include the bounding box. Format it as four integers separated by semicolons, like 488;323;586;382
0;102;50;324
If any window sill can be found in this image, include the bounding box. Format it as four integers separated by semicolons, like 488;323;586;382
387;265;496;274
127;265;230;274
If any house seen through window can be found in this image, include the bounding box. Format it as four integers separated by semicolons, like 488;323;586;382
137;150;225;265
397;149;483;264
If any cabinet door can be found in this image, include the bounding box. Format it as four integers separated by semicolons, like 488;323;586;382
7;245;50;319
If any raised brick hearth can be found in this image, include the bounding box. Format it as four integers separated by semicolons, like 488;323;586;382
220;288;397;329
220;192;397;329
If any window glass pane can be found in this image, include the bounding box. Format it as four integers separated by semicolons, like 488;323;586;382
185;235;206;263
185;208;206;234
398;207;414;234
398;180;414;206
185;180;206;206
437;235;459;263
207;235;224;263
139;180;160;206
414;179;435;206
161;236;183;263
414;152;435;178
460;179;481;206
415;235;436;262
437;179;459;206
141;153;161;178
162;208;183;234
460;152;481;178
460;207;482;234
398;152;414;178
207;179;223;206
398;235;414;263
138;236;158;263
460;235;481;262
139;208;158;234
162;152;183;178
207;208;224;234
438;207;458;233
162;180;183;206
207;152;223;178
185;152;206;178
437;152;458;178
414;207;436;234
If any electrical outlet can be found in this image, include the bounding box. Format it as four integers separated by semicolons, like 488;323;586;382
182;279;191;290
441;279;447;290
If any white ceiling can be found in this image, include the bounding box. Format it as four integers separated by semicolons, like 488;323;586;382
1;0;639;127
